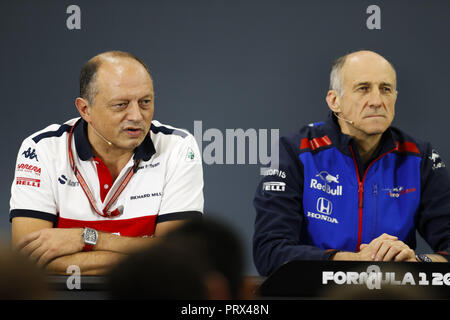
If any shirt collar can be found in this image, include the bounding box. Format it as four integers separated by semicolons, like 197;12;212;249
73;118;156;162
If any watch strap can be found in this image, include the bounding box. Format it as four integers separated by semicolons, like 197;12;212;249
83;243;95;252
415;254;432;262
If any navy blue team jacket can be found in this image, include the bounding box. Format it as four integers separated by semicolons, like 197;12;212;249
253;113;450;276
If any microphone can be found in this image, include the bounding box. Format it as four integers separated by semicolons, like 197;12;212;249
90;123;113;146
334;112;354;125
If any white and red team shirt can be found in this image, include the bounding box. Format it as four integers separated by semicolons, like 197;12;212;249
10;118;204;236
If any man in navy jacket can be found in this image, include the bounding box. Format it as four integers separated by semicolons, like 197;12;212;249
253;50;450;276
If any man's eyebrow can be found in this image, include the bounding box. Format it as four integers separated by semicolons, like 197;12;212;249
353;81;371;88
107;93;154;103
139;93;154;99
352;81;394;88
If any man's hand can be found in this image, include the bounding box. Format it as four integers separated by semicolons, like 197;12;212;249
16;228;84;267
359;233;416;262
332;233;417;261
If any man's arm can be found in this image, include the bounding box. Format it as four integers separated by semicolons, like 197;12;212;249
331;233;448;262
333;250;447;262
44;220;185;275
416;144;450;260
45;251;126;275
253;135;333;276
94;219;185;254
13;217;185;273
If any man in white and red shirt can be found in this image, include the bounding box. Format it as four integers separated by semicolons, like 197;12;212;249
10;51;204;274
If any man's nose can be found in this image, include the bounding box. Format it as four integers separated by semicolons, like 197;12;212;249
367;89;383;108
126;101;144;121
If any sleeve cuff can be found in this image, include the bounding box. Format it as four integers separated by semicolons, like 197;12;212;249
156;211;202;224
325;249;340;260
436;251;450;262
9;209;58;224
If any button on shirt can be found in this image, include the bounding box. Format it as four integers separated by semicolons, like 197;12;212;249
10;118;204;237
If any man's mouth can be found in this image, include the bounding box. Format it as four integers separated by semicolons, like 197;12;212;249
124;127;143;137
364;114;385;118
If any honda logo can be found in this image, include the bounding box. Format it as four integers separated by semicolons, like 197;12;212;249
316;197;332;215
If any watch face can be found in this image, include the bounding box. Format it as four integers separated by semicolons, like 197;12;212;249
84;228;97;245
417;254;432;263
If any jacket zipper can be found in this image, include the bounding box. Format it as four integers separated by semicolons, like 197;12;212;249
349;145;397;251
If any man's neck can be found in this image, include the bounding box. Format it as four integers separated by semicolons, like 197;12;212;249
87;126;134;181
337;118;382;164
353;134;382;165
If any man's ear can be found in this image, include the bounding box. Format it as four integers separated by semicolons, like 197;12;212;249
75;97;91;123
325;90;341;114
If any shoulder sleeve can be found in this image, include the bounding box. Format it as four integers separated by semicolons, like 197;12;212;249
417;143;450;259
157;133;204;223
9;137;57;224
253;134;331;276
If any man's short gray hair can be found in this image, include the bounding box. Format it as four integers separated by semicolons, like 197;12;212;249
329;55;348;97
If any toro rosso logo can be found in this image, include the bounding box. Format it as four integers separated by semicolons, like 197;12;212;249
384;186;416;198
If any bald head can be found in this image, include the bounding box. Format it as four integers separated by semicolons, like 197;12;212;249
80;51;151;104
330;50;397;97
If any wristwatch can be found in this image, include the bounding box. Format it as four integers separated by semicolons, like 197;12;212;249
415;254;432;262
82;227;98;252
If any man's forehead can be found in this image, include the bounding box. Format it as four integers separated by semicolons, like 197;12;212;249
342;52;396;86
96;59;153;91
98;58;151;80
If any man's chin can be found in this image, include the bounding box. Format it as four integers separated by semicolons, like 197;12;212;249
114;138;145;151
363;126;388;136
362;118;391;134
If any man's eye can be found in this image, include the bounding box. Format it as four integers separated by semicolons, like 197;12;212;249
358;86;369;92
113;103;128;108
139;99;153;108
382;87;392;93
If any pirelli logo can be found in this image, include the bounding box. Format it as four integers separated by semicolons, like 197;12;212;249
262;181;286;192
16;177;41;188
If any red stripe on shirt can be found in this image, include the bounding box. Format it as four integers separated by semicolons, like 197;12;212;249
57;215;157;237
395;141;420;154
300;135;332;151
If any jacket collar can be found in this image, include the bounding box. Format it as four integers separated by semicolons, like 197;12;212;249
73;118;156;162
322;111;397;159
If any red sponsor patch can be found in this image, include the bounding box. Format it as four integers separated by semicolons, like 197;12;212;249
17;163;42;175
16;177;41;187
